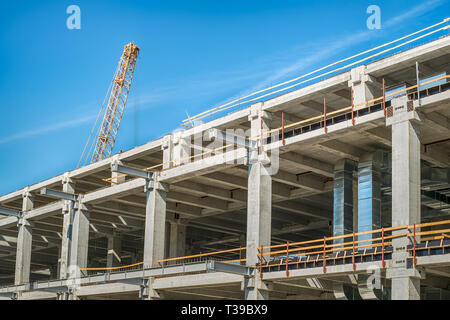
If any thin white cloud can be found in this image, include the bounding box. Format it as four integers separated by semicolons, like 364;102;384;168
384;0;445;28
0;115;95;145
1;0;445;144
0;68;268;145
220;0;447;105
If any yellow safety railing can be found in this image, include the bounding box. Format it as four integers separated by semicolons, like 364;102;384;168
101;73;449;185
265;74;450;137
182;19;449;124
80;261;143;272
80;219;450;275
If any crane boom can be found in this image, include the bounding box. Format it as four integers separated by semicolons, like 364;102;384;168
81;42;140;165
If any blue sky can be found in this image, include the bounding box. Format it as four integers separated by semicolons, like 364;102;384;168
0;0;448;195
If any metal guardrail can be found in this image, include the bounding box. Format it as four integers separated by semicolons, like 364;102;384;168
0;79;449;295
0;260;252;295
266;77;449;146
76;219;450;278
257;220;450;278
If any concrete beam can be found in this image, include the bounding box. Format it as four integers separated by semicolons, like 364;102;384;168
168;191;228;212
274;200;331;220
419;111;450;134
279;152;334;178
316;140;364;162
159;148;248;184
421;144;449;168
172;180;246;203
272;171;325;192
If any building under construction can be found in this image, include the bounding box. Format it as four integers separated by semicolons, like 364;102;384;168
0;20;450;300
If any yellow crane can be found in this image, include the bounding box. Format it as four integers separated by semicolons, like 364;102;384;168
78;42;140;167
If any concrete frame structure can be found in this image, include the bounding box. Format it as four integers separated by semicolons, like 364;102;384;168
1;35;450;300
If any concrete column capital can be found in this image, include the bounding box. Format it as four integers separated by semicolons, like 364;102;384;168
111;154;123;166
348;65;371;85
386;267;422;280
73;196;91;212
386;96;422;126
169;216;188;226
62;172;74;186
334;158;357;172
242;275;273;300
161;134;173;150
172;131;184;145
17;218;34;228
62;200;73;213
140;277;164;300
145;179;170;193
348;73;377;87
242;276;270;290
359;150;385;165
248;102;272;122
22;187;33;200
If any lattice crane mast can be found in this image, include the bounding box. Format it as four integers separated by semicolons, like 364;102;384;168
79;43;140;166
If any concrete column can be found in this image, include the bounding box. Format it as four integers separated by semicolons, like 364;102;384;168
243;275;272;300
245;103;272;301
162;135;174;169
333;159;356;243
173;131;191;166
106;235;122;268
143;175;169;268
386;96;422;300
14;188;34;285
246;103;272;267
111;155;125;185
348;65;382;106
357;151;382;244
140;277;163;300
59;173;75;279
169;218;187;258
247;162;272;265
69;196;90;276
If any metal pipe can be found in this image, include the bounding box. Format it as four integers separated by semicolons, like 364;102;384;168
382;78;386;115
323;237;327;273
352;232;356;271
416;61;421;107
260;119;263;153
285;242;290;277
413;223;417;266
382;228;386;268
351;88;355;125
259;247;263;279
